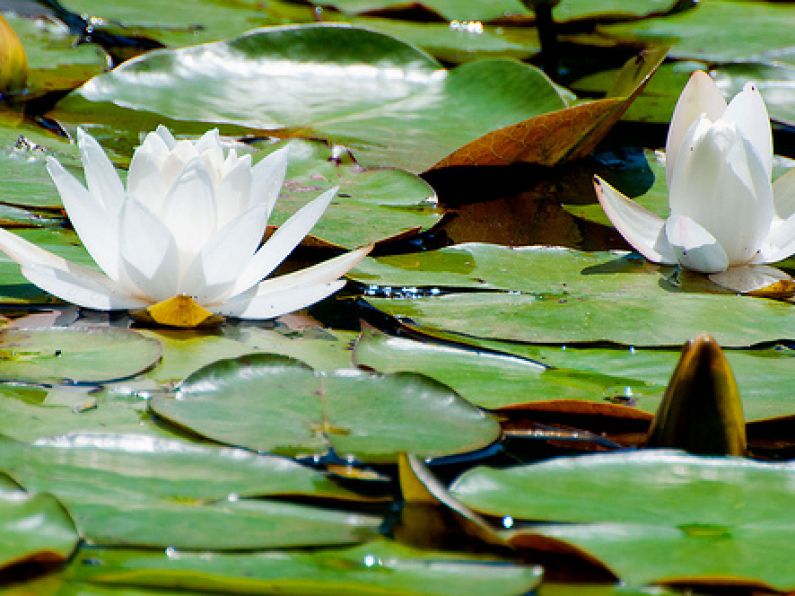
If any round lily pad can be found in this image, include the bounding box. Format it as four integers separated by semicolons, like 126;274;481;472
151;353;500;463
0;327;162;384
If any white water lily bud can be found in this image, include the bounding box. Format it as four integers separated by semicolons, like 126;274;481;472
594;71;795;293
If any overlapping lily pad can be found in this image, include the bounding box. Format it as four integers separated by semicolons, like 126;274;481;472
600;0;795;63
450;451;795;590
0;475;78;571
151;353;500;462
56;24;571;172
0;327;162;384
66;540;542;595
353;325;657;412
355;243;795;346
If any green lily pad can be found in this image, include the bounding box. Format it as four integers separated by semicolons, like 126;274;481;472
353;325;656;412
0;476;78;571
713;62;795;127
600;0;795;63
66;540;542;595
0;433;372;504
57;24;569;172
151;353;500;463
0;384;181;444
258;138;440;249
0;327;162;384
355;244;795;346
309;0;530;21
450;451;795;591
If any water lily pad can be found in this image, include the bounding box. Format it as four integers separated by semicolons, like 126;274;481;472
450;451;795;591
151;353;500;463
0;433;371;504
355;243;795;346
600;0;795;63
0;327;162;384
310;0;530;21
57;24;570;172
353;325;656;412
258;138;440;249
0;477;78;571
66;540;542;595
0;384;180;444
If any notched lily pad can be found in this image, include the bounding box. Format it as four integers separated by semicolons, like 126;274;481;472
151;353;500;463
0;327;163;384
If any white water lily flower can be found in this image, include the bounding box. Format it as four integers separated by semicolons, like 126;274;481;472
595;71;795;293
0;126;371;321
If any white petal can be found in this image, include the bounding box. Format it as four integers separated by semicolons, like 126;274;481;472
160;159;218;260
593;176;676;264
668;118;773;264
773;167;795;220
155;125;177;149
251;144;290;219
182;205;270;302
216;280;345;319
195;129;221;153
723;81;773;179
665;214;730;273
76;128;125;216
46;157;119;280
229;187;337;296
758;210;795;263
216;154;252;228
127;132;170;209
21;263;147;310
666;71;726;186
118;198;181;301
708;264;791;294
0;226;68;269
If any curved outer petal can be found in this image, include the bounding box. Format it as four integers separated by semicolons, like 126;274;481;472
214;244;371;319
757;210;795;263
228;187;338;297
665;214;730;273
21;263;148;310
668;118;773;265
593;176;676;264
46;157;120;280
181;204;270;303
772;166;795;220
666;71;726;186
76;129;125;216
709;264;791;294
251;144;290;220
0;227;144;310
215;280;345;320
723;81;773;179
118;197;180;302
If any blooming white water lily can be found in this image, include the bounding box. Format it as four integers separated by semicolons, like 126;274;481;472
595;71;795;293
0;126;371;324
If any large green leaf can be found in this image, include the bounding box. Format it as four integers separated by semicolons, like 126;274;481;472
600;0;795;63
0;327;162;384
353;325;656;412
0;434;371;504
65;540;542;595
355;244;795;346
151;353;500;463
450;451;795;590
0;384;181;443
0;477;78;571
258;139;440;249
57;24;569;172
